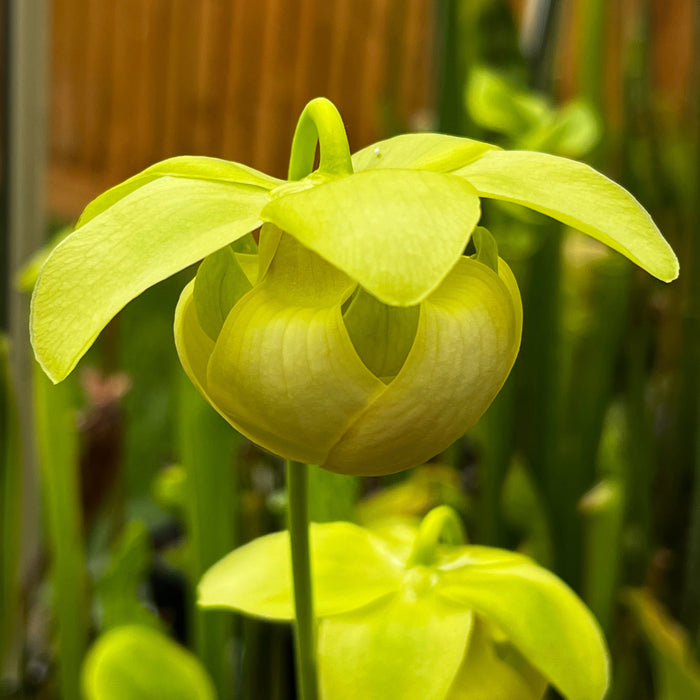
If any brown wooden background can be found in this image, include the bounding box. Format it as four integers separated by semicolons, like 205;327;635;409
47;0;694;219
48;0;436;218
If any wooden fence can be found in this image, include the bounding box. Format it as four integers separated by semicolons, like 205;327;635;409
48;0;436;218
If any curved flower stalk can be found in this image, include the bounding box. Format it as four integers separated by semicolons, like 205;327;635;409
30;98;677;475
198;506;609;700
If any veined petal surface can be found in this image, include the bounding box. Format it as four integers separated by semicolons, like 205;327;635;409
318;594;473;700
324;257;522;475
31;178;267;382
198;523;402;620
352;133;497;173
455;150;678;282
206;233;385;465
262;169;482;306
438;561;609;700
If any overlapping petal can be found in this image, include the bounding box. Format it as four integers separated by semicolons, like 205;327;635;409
205;232;385;465
324;256;522;475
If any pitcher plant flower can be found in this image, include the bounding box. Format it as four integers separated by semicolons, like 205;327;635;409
198;506;609;700
30;97;677;475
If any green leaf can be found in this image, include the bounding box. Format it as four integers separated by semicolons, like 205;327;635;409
193;244;253;340
343;288;420;381
455;150;678;282
198;522;402;620
324;256;522;475
262;169;482;305
31;178;268;382
318;593;472;700
438;559;609;700
81;625;216;700
78;156;280;227
447;617;547;700
203;233;384;465
352;133;497;173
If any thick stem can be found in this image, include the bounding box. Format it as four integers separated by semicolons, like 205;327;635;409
286;460;318;700
288;98;352;181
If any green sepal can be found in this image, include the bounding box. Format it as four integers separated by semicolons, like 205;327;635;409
352;133;497;173
78;156;280;227
81;625;216;700
31;178;268;382
438;559;609;700
262;168;482;306
318;594;473;700
455;149;678;282
193;245;253;340
342;288;420;381
198;522;403;620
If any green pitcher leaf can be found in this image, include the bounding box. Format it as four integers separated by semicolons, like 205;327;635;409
262;169;482;305
78;156;280;227
352;133;497;173
455;150;678;282
82;625;216;700
438;561;609;700
31;178;268;382
319;594;473;700
342;288;420;381
198;523;402;620
193;245;253;340
324;257;522;475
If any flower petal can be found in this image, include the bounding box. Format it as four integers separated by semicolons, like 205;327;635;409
198;523;403;621
447;616;547;700
455;150;678;282
318;593;473;700
261;169;482;306
352;133;497;173
206;233;385;464
438;561;609;700
323;256;522;475
31;178;268;382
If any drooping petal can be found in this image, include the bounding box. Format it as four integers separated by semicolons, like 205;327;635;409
447;616;548;700
261;169;482;306
438;560;609;700
31;178;268;382
78;155;281;226
455;150;678;282
198;523;402;620
324;256;522;475
318;593;473;700
206;232;385;465
352;133;497;173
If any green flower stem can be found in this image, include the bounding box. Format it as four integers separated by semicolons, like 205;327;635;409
407;505;467;568
286;460;318;700
288;97;353;181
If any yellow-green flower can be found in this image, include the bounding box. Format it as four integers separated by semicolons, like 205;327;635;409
30;98;677;475
198;507;609;700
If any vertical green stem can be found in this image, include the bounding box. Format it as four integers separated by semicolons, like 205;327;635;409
285;460;318;700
